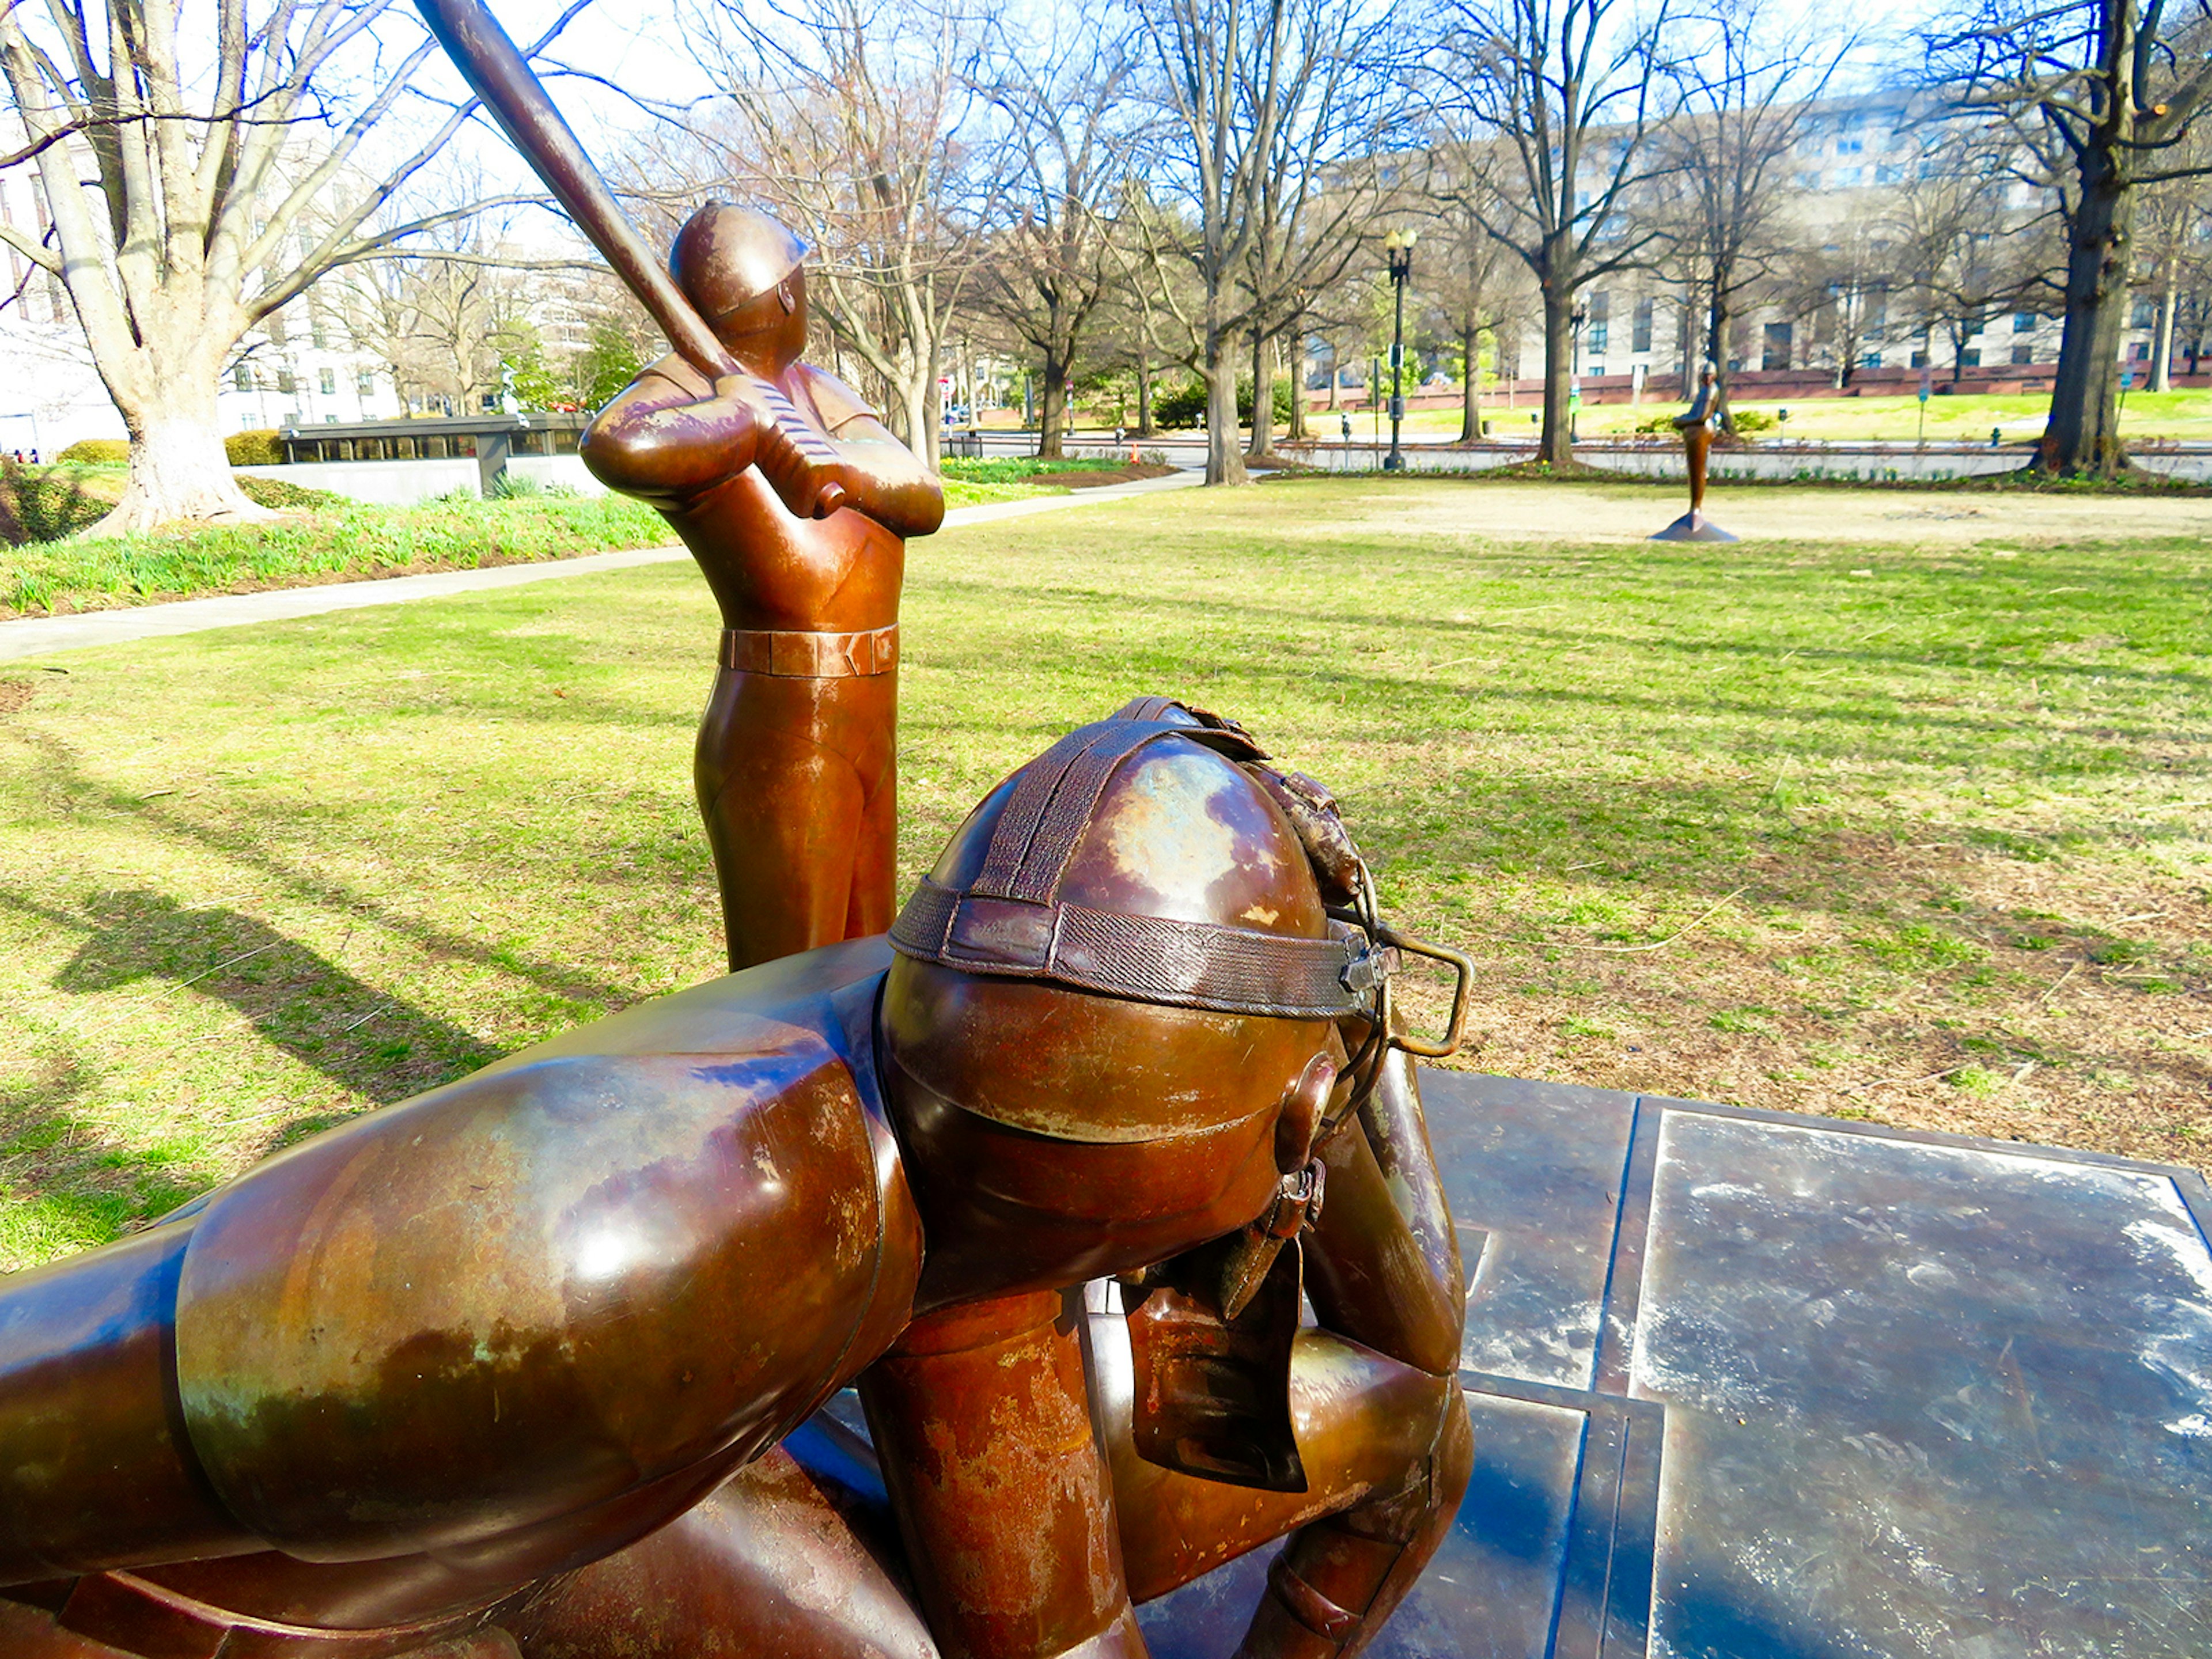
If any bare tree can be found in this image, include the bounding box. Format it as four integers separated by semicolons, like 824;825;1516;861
971;16;1140;459
1428;0;1680;467
1885;126;2051;376
1133;0;1395;485
1931;0;2212;473
687;0;988;467
0;0;577;531
1776;220;1895;387
1665;0;1851;425
1417;170;1522;440
2132;124;2212;386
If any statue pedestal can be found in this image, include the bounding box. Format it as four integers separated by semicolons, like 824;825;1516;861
1649;510;1738;543
1141;1071;2212;1657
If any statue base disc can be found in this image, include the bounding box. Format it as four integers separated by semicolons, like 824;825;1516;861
1649;511;1738;543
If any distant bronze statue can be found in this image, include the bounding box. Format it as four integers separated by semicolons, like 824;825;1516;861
413;0;942;971
1653;365;1738;543
0;702;1475;1659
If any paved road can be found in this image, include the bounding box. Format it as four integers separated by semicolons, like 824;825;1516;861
0;469;1201;664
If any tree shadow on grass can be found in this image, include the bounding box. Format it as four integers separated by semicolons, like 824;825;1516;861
10;726;655;1016
50;889;499;1109
1;887;507;1270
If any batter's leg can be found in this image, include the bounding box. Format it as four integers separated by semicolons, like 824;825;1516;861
843;673;898;941
695;671;865;971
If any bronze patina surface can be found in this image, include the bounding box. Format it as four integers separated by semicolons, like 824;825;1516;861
0;710;1474;1659
416;0;943;972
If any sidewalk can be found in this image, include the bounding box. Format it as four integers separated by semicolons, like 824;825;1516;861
0;469;1202;664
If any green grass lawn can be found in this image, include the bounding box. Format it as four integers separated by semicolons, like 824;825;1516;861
0;468;1053;618
1016;386;2212;444
1;476;2205;1271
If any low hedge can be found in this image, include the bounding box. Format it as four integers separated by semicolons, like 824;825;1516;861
56;438;129;465
228;429;284;466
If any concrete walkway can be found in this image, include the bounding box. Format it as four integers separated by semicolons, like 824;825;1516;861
0;468;1201;664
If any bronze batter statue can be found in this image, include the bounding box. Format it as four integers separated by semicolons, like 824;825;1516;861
582;203;944;968
1652;365;1738;543
409;0;941;971
0;703;1474;1659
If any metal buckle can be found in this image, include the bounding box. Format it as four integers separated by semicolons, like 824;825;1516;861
1372;922;1475;1059
1339;940;1400;996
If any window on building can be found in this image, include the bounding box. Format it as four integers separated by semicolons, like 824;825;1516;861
2127;340;2151;360
1762;321;1793;371
1588;321;1609;351
1876;164;1901;184
1960;349;1980;367
1588;362;1606;377
276;369;296;395
1633;294;1654;353
358;371;374;396
2131;298;2156;328
1837;166;1862;185
1795;171;1821;190
233;363;252;392
2014;312;2035;332
1911;350;1929;368
266;312;286;346
1861;352;1884;368
1836;138;1862;154
318;368;336;396
2011;344;2035;365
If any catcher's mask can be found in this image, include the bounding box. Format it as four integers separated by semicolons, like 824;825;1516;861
887;695;1472;1087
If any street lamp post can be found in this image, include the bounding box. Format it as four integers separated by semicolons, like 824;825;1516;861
1384;228;1417;472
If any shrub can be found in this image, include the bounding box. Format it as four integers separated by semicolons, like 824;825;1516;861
1152;380;1207;429
1149;377;1295;429
0;461;112;544
235;475;346;510
227;429;284;467
1730;410;1777;434
56;438;128;465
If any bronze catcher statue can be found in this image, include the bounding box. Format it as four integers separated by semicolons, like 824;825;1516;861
0;701;1474;1659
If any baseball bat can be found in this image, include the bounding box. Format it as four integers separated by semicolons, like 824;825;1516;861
414;0;846;517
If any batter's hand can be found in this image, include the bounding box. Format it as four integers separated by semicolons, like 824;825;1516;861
716;374;850;519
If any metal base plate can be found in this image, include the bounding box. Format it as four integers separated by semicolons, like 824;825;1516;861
1139;1073;2212;1658
1649;513;1740;543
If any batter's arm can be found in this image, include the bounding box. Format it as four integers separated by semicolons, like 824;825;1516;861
582;368;769;502
815;414;946;539
795;367;945;539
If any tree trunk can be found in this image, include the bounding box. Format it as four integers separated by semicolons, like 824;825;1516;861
92;382;272;536
1538;280;1575;468
1460;314;1481;442
1285;336;1308;442
1245;325;1276;461
1678;287;1699;398
1038;342;1069;460
2154;263;2178;393
1705;290;1733;432
2041;162;2133;475
1202;323;1248;486
1135;349;1154;437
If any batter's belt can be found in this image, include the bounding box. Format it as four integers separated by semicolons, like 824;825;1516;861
719;623;898;677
